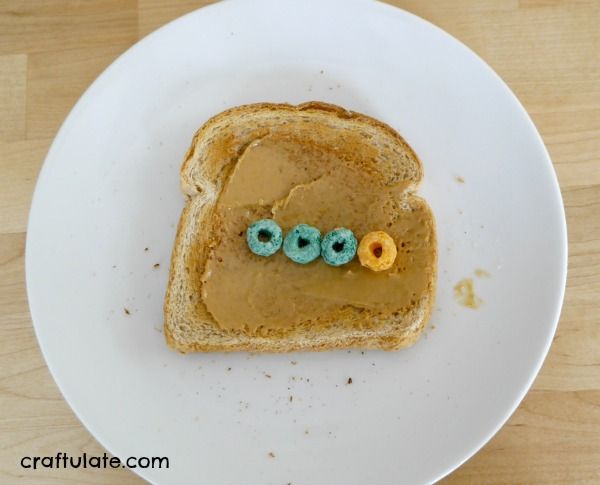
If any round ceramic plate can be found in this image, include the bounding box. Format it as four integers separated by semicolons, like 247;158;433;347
26;0;567;483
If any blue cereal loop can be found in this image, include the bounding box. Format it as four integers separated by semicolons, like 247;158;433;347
321;228;357;266
283;224;322;264
246;219;283;257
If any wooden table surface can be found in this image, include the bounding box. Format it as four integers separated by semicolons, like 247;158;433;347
1;1;599;483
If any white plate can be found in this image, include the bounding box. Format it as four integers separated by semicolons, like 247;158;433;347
26;0;567;483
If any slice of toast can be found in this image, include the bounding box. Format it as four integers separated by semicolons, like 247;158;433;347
164;102;437;353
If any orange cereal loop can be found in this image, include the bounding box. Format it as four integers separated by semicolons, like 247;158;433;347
357;231;397;272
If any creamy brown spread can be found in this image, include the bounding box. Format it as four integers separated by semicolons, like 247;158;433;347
200;134;436;332
454;278;482;309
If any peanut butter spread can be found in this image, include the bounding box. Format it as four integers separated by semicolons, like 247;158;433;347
454;278;482;309
200;134;436;332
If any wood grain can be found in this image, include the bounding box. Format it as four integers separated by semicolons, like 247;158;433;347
0;1;598;483
0;54;26;142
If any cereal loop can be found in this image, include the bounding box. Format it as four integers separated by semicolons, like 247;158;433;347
246;219;283;257
321;228;357;266
283;224;321;264
357;231;397;271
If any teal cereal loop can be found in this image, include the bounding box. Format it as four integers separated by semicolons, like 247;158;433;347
283;224;321;264
321;228;357;266
246;219;282;257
